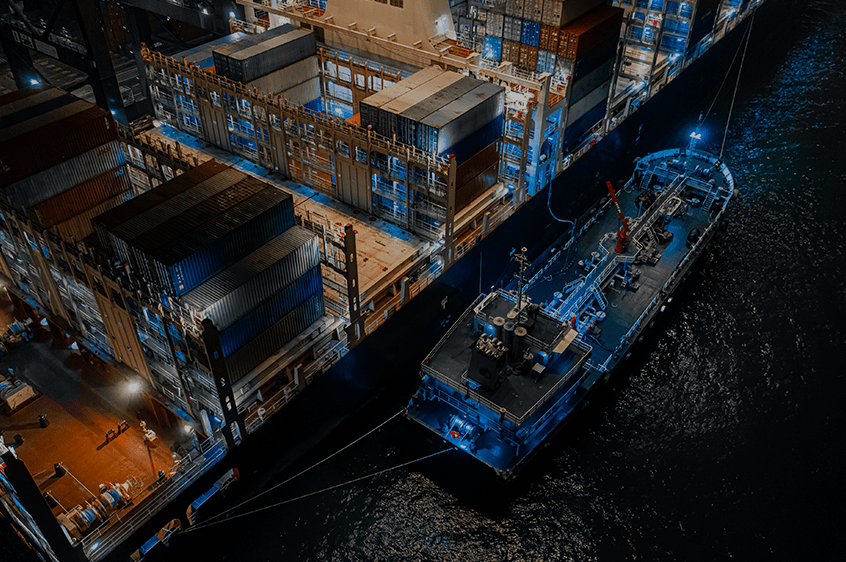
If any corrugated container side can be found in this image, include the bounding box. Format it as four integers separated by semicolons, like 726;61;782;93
165;191;296;295
455;161;499;212
571;38;617;82
562;97;607;148
219;265;321;356
4;140;125;208
114;166;245;243
30;166;132;228
230;30;316;83
423;83;505;155
558;4;623;60
244;56;319;95
93;161;225;254
519;44;539;70
0;105;117;190
569;57;614;105
456;142;500;187
440;114;504;163
542;0;564;27
54;190;134;243
404;77;481;150
225;293;324;383
521;20;541;47
523;0;544;23
483;36;503;61
183;228;319;329
502;39;522;65
486;13;504;37
503;16;522;42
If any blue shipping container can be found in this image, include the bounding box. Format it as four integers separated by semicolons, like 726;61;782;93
483;36;503;61
521;20;541;48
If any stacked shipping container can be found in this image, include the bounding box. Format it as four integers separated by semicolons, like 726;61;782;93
212;24;317;84
360;68;505;215
94;160;324;383
0;87;132;242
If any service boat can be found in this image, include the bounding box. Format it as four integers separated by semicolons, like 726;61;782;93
406;147;736;479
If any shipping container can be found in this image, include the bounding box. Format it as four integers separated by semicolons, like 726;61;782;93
381;72;464;142
93;161;228;256
502;39;522;65
146;184;295;295
419;83;505;156
536;50;557;75
557;4;623;61
562;77;611;147
519;44;539;71
212;28;278;78
30;166;132;228
213;24;316;83
571;38;617;82
402;77;481;149
439;113;504;164
569;57;614;105
225;293;324;383
455;161;499;212
219;265;321;356
177;32;248;70
483;36;503;61
503;16;523;42
3;140;125;210
244;56;319;96
360;66;446;136
505;0;524;18
539;24;560;52
523;0;544;23
182;226;319;330
485;13;504;37
456;142;500;187
0;88;117;190
54;190;134;243
542;0;605;28
521;20;541;47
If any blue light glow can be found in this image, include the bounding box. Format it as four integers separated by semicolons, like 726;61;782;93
690;131;702;140
29;78;39;86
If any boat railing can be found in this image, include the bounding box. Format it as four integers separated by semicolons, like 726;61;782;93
608;206;727;369
424;294;485;365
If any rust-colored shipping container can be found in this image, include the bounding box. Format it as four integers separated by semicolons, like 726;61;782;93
54;191;134;243
30;167;132;229
540;25;561;53
502;39;522;65
0;88;118;190
519;45;539;72
557;4;623;61
456;142;500;188
455;162;499;213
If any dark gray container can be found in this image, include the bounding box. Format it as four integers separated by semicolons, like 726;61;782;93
418;82;505;155
225;292;324;383
181;226;319;330
400;77;483;150
213;25;316;83
218;265;321;357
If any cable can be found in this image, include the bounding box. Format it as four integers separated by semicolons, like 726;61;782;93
701;17;754;127
190;409;405;529
720;10;756;159
181;448;453;533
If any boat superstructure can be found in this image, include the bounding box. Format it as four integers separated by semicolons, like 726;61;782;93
407;147;735;478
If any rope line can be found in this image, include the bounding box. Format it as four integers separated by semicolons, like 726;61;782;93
182;448;452;533
701;17;754;126
190;409;405;529
721;10;756;159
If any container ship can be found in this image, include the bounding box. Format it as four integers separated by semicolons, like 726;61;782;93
406;146;735;478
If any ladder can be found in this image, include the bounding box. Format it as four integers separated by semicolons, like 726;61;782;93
591;286;608;310
702;186;718;212
639;169;654;190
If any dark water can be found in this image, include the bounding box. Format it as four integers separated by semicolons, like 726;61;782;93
164;3;846;561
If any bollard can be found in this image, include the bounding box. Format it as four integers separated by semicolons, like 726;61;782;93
38;414;49;428
54;462;66;477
